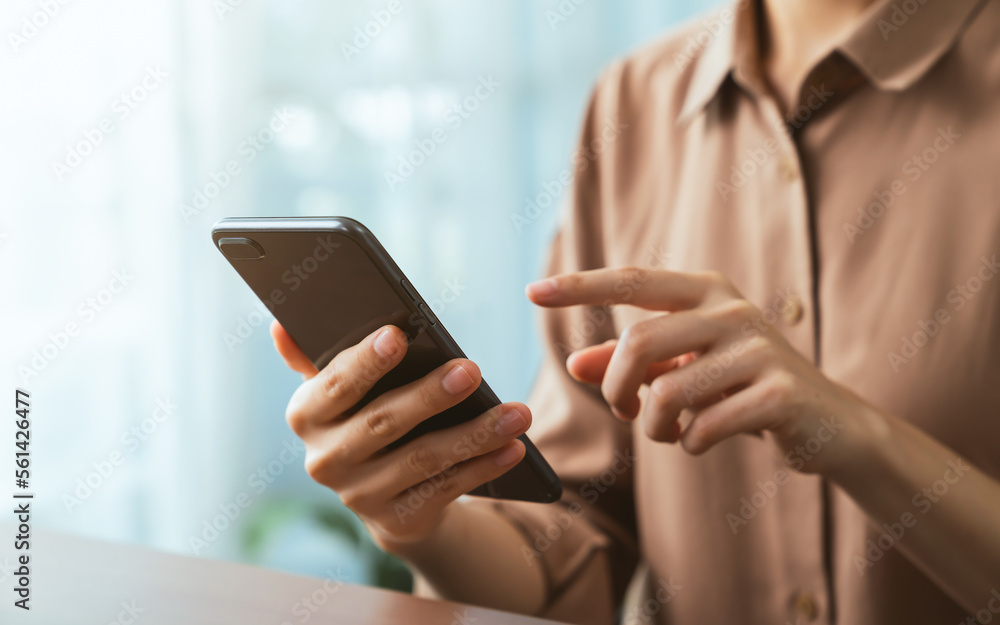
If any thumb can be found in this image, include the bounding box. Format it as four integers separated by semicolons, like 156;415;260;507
566;340;689;384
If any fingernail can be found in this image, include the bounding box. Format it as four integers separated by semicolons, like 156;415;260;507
526;278;558;298
374;328;399;357
494;443;523;467
494;407;527;437
442;364;474;394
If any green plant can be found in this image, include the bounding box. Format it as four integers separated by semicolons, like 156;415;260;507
241;497;413;592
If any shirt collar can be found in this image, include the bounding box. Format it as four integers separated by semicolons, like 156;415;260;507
677;0;989;125
840;0;988;91
676;0;750;125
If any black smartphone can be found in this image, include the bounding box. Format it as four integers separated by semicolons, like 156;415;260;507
211;216;562;503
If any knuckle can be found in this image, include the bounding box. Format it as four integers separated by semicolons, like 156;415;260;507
646;377;702;417
303;450;329;482
479;410;502;434
470;412;505;450
416;379;442;413
304;444;350;487
618;265;648;286
405;445;440;478
619;325;650;356
320;363;346;398
651;376;681;406
714;299;756;322
364;403;397;439
337;487;368;511
284;385;316;435
764;372;798;407
285;404;307;435
325;441;350;468
436;473;465;499
743;335;774;360
560;272;582;292
353;360;382;393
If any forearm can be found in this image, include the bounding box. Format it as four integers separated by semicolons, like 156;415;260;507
828;404;1000;612
391;499;546;615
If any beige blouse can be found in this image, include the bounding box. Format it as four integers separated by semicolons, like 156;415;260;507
470;0;1000;622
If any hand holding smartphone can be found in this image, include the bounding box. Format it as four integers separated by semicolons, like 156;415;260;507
212;218;562;527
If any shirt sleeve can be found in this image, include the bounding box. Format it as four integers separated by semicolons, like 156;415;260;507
475;67;640;624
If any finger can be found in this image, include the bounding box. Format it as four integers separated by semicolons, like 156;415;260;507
317;403;528;513
567;340;685;385
566;341;615;383
386;439;526;526
637;342;762;442
332;358;483;464
601;310;727;419
271;320;319;378
526;267;728;310
365;402;531;495
679;374;791;455
286;325;409;435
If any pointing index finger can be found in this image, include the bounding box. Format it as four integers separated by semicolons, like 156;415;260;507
525;267;713;311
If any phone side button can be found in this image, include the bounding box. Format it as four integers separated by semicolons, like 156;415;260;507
400;278;419;301
418;302;438;326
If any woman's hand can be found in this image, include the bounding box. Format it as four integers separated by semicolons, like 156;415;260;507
271;321;531;553
526;267;882;476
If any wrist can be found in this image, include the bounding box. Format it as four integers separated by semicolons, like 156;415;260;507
376;500;468;561
820;400;893;488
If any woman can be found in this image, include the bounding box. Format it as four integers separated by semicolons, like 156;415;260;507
273;0;1000;622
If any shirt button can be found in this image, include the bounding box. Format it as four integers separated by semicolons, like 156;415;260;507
780;157;798;181
782;296;804;325
792;590;820;621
